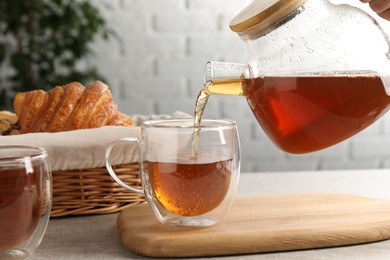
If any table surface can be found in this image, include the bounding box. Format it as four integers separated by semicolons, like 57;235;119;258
32;169;390;260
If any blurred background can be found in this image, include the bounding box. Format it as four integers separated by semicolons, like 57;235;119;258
1;0;390;172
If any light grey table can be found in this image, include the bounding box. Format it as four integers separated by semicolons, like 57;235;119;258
32;169;390;260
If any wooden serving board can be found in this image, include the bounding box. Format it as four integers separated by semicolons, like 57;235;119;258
117;193;390;258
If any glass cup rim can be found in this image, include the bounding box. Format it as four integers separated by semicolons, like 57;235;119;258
0;145;48;163
142;118;237;129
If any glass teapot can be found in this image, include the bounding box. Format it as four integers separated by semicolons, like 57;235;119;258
199;0;390;154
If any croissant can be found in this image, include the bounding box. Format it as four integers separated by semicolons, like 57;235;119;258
13;81;132;134
0;111;18;135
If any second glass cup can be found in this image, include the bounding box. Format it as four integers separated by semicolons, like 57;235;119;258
105;118;240;228
0;146;52;260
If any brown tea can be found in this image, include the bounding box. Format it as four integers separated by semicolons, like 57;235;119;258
0;163;42;250
247;74;390;153
196;73;390;153
147;157;231;216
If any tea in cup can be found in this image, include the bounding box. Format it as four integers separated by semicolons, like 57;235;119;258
0;146;52;259
105;118;240;227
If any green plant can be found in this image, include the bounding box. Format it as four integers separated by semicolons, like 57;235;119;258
0;0;112;110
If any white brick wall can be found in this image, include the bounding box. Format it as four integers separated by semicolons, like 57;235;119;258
4;0;390;173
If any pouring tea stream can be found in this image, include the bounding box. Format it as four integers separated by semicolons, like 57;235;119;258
193;0;390;154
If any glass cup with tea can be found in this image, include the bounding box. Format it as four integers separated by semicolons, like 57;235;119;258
105;118;240;228
0;146;52;259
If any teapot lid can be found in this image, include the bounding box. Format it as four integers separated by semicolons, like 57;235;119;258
230;0;308;34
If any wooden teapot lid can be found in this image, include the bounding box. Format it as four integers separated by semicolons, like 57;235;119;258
230;0;308;34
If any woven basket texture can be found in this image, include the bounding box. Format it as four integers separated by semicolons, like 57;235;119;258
51;163;144;217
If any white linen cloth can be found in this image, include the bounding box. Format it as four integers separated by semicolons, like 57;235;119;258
0;126;141;171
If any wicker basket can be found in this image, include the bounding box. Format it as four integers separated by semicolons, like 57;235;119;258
51;163;144;217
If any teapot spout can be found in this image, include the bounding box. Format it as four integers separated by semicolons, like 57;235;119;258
203;61;253;96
